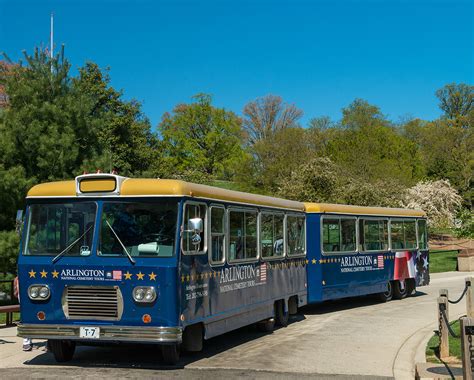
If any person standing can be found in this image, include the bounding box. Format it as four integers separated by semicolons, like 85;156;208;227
13;276;32;351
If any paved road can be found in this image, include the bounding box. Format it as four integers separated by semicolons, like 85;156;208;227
0;271;471;379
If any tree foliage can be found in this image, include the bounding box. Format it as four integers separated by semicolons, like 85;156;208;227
402;180;463;228
158;94;245;180
243;95;303;145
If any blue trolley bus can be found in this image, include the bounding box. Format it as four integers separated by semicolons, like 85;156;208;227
16;174;429;363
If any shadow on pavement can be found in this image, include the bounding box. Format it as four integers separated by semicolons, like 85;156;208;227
23;291;426;370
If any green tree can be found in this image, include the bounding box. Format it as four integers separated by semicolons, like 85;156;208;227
436;83;473;125
327;99;423;186
158;94;245;180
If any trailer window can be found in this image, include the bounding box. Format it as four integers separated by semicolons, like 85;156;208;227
418;219;428;250
360;219;389;251
322;217;356;253
391;219;417;250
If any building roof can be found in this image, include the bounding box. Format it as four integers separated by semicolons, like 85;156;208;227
304;202;425;217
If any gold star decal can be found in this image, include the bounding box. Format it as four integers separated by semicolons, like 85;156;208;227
52;270;59;278
124;271;132;280
213;272;217;278
312;259;316;264
28;269;36;278
181;275;185;283
148;272;157;281
40;269;48;278
306;259;309;264
136;272;144;280
186;275;190;281
319;259;323;264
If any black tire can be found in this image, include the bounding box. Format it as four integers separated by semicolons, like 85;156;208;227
288;296;298;315
182;324;203;352
393;280;408;299
256;318;275;333
49;340;76;362
162;344;180;365
275;300;289;327
378;281;393;302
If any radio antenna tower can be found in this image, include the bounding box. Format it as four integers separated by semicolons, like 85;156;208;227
50;13;54;73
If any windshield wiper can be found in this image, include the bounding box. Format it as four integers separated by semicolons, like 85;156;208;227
105;220;136;265
52;224;94;264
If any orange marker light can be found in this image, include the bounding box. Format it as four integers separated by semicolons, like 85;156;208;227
142;314;152;324
37;311;46;320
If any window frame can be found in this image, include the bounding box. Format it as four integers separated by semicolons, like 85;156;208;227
208;204;226;266
181;201;208;256
358;217;390;253
389;218;418;251
260;210;286;261
321;215;358;255
286;213;307;258
24;201;98;257
227;206;260;264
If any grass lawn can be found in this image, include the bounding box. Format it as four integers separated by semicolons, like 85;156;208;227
426;320;462;363
429;250;459;273
0;311;20;325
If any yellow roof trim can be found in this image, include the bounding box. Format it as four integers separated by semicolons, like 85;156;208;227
27;181;76;197
27;178;305;211
304;202;425;217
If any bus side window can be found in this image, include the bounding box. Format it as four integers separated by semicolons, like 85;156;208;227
261;213;285;259
228;209;257;262
287;215;305;256
182;203;206;254
210;206;225;264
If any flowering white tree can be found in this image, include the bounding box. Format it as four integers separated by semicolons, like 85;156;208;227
402;179;463;228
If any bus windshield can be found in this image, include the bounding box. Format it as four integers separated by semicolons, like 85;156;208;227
99;201;178;258
25;202;97;256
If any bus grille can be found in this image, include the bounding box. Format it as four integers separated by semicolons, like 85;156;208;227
62;286;123;321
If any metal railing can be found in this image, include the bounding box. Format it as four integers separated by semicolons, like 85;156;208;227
437;277;474;380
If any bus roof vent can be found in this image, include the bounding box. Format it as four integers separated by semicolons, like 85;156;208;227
75;173;128;196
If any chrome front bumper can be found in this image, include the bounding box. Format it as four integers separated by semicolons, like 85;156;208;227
17;323;182;343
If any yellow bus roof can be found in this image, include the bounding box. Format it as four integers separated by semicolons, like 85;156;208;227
27;177;305;211
304;202;425;217
26;175;425;216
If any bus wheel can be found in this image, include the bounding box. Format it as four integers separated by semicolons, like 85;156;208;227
378;281;393;302
49;340;76;362
275;300;289;327
162;344;180;365
257;318;275;333
406;278;416;296
393;280;408;299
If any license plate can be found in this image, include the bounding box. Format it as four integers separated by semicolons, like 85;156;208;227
79;326;100;339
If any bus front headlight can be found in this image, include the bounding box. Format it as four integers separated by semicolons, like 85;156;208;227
28;284;50;300
133;286;156;303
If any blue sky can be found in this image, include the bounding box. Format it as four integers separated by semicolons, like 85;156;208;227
1;0;472;128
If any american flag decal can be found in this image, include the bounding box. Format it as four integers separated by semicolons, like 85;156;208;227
260;263;267;282
113;270;122;280
377;255;384;269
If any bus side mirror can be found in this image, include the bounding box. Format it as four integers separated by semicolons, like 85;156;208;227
15;210;24;235
188;218;203;247
188;218;203;234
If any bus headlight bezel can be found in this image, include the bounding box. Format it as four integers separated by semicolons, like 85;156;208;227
28;284;50;301
132;286;156;303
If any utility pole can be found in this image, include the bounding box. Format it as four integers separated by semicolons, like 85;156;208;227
50;13;54;73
